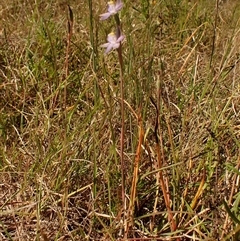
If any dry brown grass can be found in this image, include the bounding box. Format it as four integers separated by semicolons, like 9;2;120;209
1;0;240;240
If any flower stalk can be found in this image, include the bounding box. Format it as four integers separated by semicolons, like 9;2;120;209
100;0;127;236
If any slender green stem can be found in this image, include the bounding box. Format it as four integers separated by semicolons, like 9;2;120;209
88;0;99;103
115;14;126;233
87;1;98;216
118;43;124;205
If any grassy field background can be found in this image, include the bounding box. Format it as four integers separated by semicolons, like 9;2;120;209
1;0;240;240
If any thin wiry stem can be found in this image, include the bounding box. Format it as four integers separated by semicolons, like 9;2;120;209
115;16;126;236
65;5;73;110
118;38;125;223
88;0;99;103
88;0;98;213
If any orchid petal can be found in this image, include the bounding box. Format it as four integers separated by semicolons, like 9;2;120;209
101;43;110;48
112;42;120;50
100;12;112;20
117;35;124;43
107;33;117;43
100;0;123;20
108;2;116;13
105;44;113;54
115;0;123;11
101;32;124;54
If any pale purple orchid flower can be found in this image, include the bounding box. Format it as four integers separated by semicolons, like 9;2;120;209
100;0;123;20
101;32;124;54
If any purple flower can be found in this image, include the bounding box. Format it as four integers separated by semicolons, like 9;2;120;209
100;0;123;20
101;32;124;54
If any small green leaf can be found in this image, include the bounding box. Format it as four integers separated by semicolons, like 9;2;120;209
223;200;240;225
